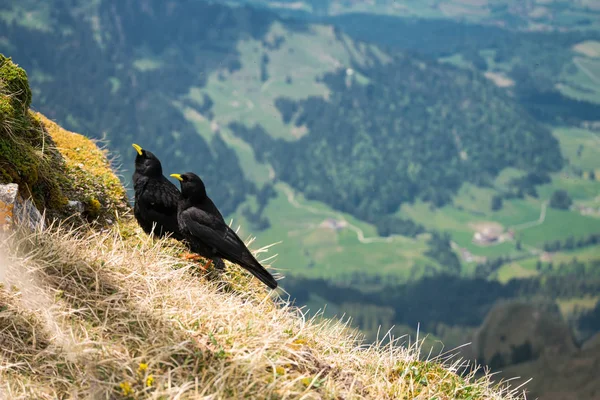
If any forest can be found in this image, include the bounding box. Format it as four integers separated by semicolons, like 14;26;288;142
324;13;600;124
232;57;563;224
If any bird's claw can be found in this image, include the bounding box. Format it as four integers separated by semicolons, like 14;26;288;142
201;259;213;271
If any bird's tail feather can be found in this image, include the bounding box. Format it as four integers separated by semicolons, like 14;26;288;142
241;253;277;289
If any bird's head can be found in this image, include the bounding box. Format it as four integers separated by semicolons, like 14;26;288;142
132;144;163;177
170;172;207;200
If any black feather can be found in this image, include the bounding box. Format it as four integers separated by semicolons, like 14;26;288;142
175;172;278;289
132;148;184;241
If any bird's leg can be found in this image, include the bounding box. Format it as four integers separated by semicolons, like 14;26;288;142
201;259;213;271
181;252;203;262
213;258;225;270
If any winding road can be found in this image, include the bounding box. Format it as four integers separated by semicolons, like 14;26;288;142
281;186;400;244
281;185;551;247
510;201;548;231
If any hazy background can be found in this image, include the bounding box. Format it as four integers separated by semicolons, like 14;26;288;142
1;1;599;398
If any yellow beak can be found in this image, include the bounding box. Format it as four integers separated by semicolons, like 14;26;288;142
170;174;183;182
132;143;143;156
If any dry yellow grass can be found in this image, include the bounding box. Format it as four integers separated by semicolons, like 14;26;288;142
36;112;129;221
0;219;526;399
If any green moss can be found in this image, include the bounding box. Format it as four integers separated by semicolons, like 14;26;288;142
0;54;32;110
85;198;102;219
0;56;125;224
37;113;129;222
0;95;14;119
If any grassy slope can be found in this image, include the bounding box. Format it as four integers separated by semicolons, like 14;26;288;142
0;220;523;400
0;55;128;222
558;50;600;105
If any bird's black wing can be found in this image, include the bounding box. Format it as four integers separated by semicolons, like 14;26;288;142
137;178;182;239
181;207;277;289
200;197;225;223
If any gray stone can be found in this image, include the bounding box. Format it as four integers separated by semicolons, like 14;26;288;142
0;183;45;231
67;200;85;214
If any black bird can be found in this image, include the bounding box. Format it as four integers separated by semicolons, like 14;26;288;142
170;172;278;290
132;144;184;241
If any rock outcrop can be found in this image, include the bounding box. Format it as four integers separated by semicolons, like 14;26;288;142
1;55;128;226
0;183;44;230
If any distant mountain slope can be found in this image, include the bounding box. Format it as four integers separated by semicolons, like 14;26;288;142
231;55;563;222
231;0;600;31
1;0;563;223
321;14;600;120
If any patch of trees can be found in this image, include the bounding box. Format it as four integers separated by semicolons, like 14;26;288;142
425;232;461;275
284;274;517;331
578;300;600;340
491;195;503;211
284;270;600;345
549;189;573;210
516;87;600;125
475;257;507;279
504;171;552;199
274;97;299;124
540;257;600;279
487;340;534;370
260;53;269;82
241;183;277;231
375;216;425;238
543;233;600;253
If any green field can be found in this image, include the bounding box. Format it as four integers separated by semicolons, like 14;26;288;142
558;56;600;105
229;183;444;283
554;127;600;172
495;244;600;284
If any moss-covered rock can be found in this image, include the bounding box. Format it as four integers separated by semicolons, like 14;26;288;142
0;55;33;136
0;54;32;110
36;113;129;222
0;54;129;225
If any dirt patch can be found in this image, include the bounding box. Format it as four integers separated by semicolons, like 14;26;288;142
468;221;504;234
485;72;515;87
573;41;600;58
455;0;488;6
440;3;489;17
290;125;308;139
